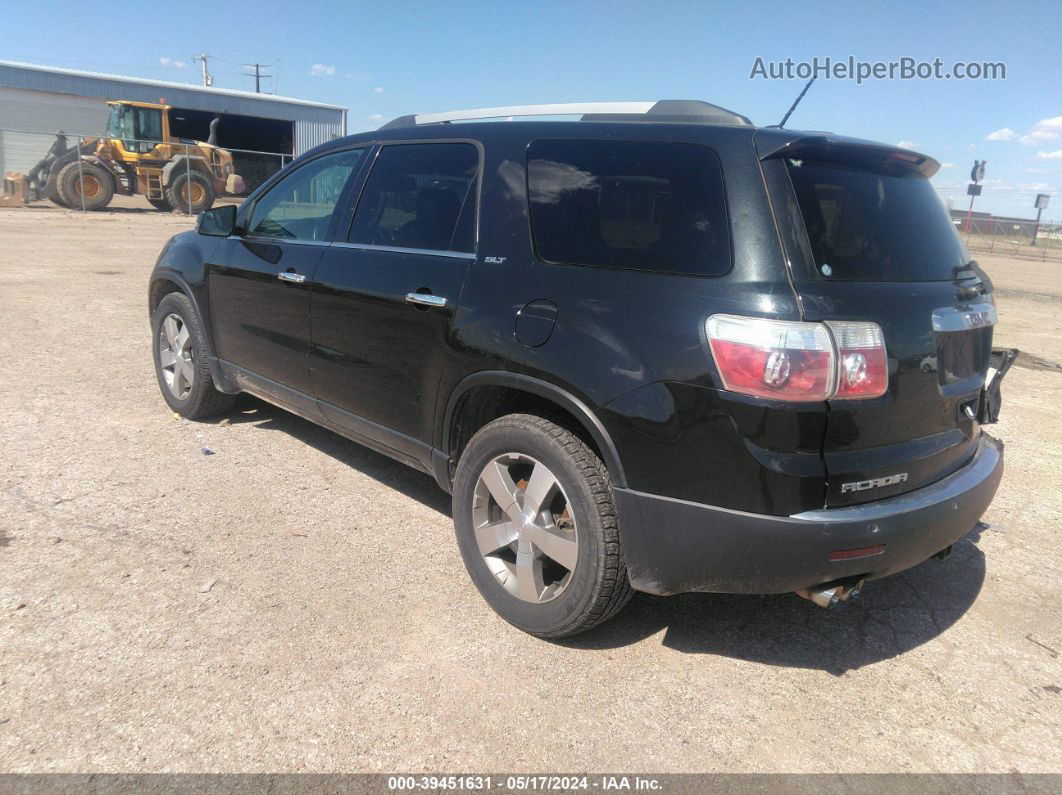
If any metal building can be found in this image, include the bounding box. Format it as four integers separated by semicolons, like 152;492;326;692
0;60;347;182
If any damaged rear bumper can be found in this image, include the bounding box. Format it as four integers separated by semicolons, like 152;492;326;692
614;432;1003;596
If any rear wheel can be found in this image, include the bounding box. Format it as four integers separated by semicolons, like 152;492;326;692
166;169;214;215
151;292;236;419
56;161;114;210
452;414;633;638
147;197;172;211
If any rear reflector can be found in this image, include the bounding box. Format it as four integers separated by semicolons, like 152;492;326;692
829;544;886;561
706;314;887;402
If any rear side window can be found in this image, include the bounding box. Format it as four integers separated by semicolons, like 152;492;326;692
527;140;731;276
349;143;479;252
785;158;968;281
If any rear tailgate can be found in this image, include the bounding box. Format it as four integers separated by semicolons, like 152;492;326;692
761;133;999;507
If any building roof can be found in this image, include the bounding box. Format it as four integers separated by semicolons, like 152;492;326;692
0;60;346;112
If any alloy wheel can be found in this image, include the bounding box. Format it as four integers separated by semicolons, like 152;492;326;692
472;453;579;603
158;313;194;400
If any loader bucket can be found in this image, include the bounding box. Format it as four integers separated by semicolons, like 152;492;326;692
0;173;29;207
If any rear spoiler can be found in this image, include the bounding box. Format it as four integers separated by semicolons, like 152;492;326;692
755;130;941;178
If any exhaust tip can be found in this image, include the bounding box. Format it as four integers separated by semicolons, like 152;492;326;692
797;578;865;609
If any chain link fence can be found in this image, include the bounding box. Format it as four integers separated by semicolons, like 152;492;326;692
953;214;1062;262
1;127;291;214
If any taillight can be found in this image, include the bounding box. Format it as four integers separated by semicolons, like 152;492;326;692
827;321;888;399
706;315;887;402
705;315;834;401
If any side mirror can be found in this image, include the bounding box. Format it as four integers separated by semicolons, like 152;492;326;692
196;204;236;237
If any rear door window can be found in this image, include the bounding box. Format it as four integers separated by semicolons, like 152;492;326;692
348;143;479;252
526;140;731;276
785;158;968;281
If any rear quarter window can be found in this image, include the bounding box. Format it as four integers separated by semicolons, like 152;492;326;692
785;158;968;281
526;140;731;276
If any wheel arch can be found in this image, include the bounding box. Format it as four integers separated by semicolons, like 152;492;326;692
148;270;237;394
437;371;627;492
162;155;210;185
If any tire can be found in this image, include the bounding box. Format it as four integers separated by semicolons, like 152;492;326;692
166;169;214;215
48;195;70;208
147;197;172;211
56;161;114;210
151;292;236;419
452;414;633;638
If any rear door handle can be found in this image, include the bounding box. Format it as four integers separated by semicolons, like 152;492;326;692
405;292;447;308
277;271;306;284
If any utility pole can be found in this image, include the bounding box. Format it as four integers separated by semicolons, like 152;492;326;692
247;63;271;93
193;53;214;87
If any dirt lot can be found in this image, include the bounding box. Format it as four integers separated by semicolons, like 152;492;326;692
1;205;1060;773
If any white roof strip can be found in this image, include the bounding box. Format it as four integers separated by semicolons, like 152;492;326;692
413;102;656;125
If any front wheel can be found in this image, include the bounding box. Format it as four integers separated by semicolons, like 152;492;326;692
452;414;633;638
151;292;235;419
56;161;114;210
166;170;214;215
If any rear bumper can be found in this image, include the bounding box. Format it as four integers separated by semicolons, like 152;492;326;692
614;433;1003;596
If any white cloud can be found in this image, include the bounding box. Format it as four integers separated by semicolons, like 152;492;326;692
309;63;336;76
159;57;186;69
367;113;384;121
985;127;1017;141
1025;167;1048;174
896;140;919;149
940;162;957;168
987;117;1062;146
1020;182;1053;191
1037;149;1062;160
374;86;384;94
1018;118;1062;145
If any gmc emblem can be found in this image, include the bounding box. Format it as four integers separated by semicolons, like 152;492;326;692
841;473;909;493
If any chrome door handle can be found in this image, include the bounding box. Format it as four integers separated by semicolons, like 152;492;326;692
405;292;447;308
277;271;306;284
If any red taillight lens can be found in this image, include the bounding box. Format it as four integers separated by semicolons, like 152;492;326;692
827;321;889;399
706;315;835;401
706;315;888;402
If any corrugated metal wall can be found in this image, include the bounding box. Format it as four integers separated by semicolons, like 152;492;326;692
0;63;346;157
294;117;346;154
0;87;109;173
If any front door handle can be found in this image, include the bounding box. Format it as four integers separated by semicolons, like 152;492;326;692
277;271;306;284
405;292;447;308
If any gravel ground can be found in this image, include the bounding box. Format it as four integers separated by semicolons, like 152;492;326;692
0;205;1059;773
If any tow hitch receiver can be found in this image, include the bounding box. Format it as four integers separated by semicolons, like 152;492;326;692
796;578;865;609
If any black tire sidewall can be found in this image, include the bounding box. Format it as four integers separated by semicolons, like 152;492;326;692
57;161;113;211
452;419;610;636
167;171;214;215
151;293;212;416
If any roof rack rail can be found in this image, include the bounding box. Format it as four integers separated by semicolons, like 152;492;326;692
379;100;753;130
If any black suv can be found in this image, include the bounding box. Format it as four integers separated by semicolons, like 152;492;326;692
149;100;1014;638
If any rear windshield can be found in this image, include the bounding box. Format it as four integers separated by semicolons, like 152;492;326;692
527;140;731;276
785;158;968;281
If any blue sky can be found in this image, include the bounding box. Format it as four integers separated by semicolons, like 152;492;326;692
5;0;1060;217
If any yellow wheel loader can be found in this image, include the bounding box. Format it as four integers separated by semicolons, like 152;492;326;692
1;101;245;213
